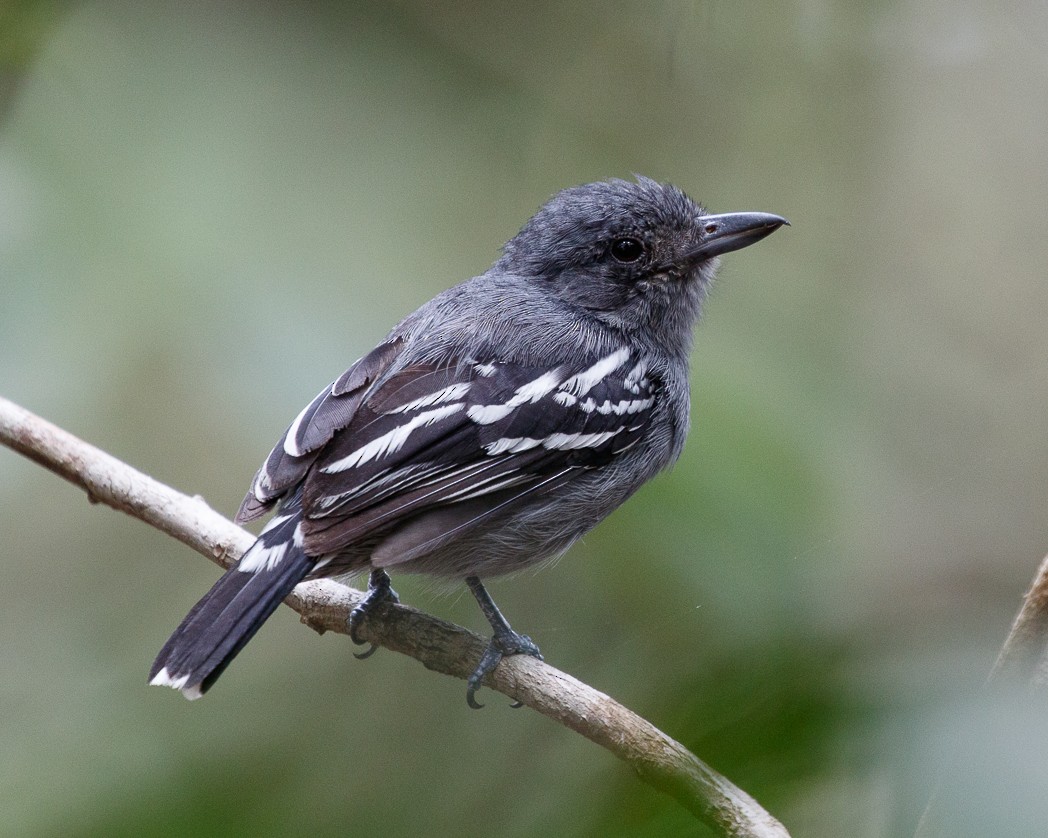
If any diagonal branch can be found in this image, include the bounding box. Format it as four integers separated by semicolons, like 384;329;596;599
0;394;790;838
990;551;1048;685
914;550;1048;837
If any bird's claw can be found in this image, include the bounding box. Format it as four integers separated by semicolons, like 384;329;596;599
352;642;379;661
466;630;543;709
348;571;399;658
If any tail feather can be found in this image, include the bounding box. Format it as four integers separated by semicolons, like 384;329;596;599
150;515;314;699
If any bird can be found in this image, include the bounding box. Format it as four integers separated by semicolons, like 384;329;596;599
149;176;787;707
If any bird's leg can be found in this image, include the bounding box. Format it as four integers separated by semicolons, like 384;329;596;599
348;569;399;659
465;575;543;709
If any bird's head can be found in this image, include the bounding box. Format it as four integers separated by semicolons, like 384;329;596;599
497;177;787;353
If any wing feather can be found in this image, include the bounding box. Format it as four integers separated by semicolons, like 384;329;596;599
238;344;656;564
295;350;657;557
234;339;403;522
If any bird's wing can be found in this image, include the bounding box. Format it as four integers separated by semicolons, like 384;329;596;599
296;346;659;557
235;338;404;522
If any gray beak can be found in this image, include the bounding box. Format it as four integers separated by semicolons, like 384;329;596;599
685;211;789;262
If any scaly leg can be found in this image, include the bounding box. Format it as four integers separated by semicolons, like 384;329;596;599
465;576;543;709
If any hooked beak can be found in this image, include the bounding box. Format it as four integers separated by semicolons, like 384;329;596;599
684;211;789;263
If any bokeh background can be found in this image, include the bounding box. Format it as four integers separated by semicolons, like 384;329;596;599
3;2;1048;836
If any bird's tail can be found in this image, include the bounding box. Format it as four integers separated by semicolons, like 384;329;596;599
149;510;314;699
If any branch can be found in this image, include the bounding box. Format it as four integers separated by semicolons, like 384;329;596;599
990;551;1048;685
914;552;1048;837
0;395;790;838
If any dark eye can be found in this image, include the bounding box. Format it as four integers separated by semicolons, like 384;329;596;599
609;237;645;263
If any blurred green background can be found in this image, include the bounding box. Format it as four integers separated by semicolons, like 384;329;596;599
3;2;1048;836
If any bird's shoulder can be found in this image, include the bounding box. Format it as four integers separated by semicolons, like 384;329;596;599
390;271;598;367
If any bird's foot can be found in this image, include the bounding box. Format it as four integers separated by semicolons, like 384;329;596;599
348;569;399;659
466;628;543;710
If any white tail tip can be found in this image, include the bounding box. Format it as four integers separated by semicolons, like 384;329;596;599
149;667;205;701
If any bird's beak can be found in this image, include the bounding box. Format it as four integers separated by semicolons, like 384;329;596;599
685;211;789;263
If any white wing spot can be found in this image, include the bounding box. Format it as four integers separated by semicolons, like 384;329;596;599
558;348;631;398
623;359;650;394
483;436;544;455
543;429;623;450
474;362;498;377
253;465;273;498
556;394;654;416
594;397;654;416
467;402;514;424
485;429;625;454
385;382;471;414
514;369;563;402
282;386;329;457
468;369;564;426
321;404;464;472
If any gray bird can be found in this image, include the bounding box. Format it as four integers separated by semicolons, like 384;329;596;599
150;177;787;707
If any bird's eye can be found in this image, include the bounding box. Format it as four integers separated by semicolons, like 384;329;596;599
609;237;645;263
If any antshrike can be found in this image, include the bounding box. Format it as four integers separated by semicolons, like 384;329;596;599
150;177;787;707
